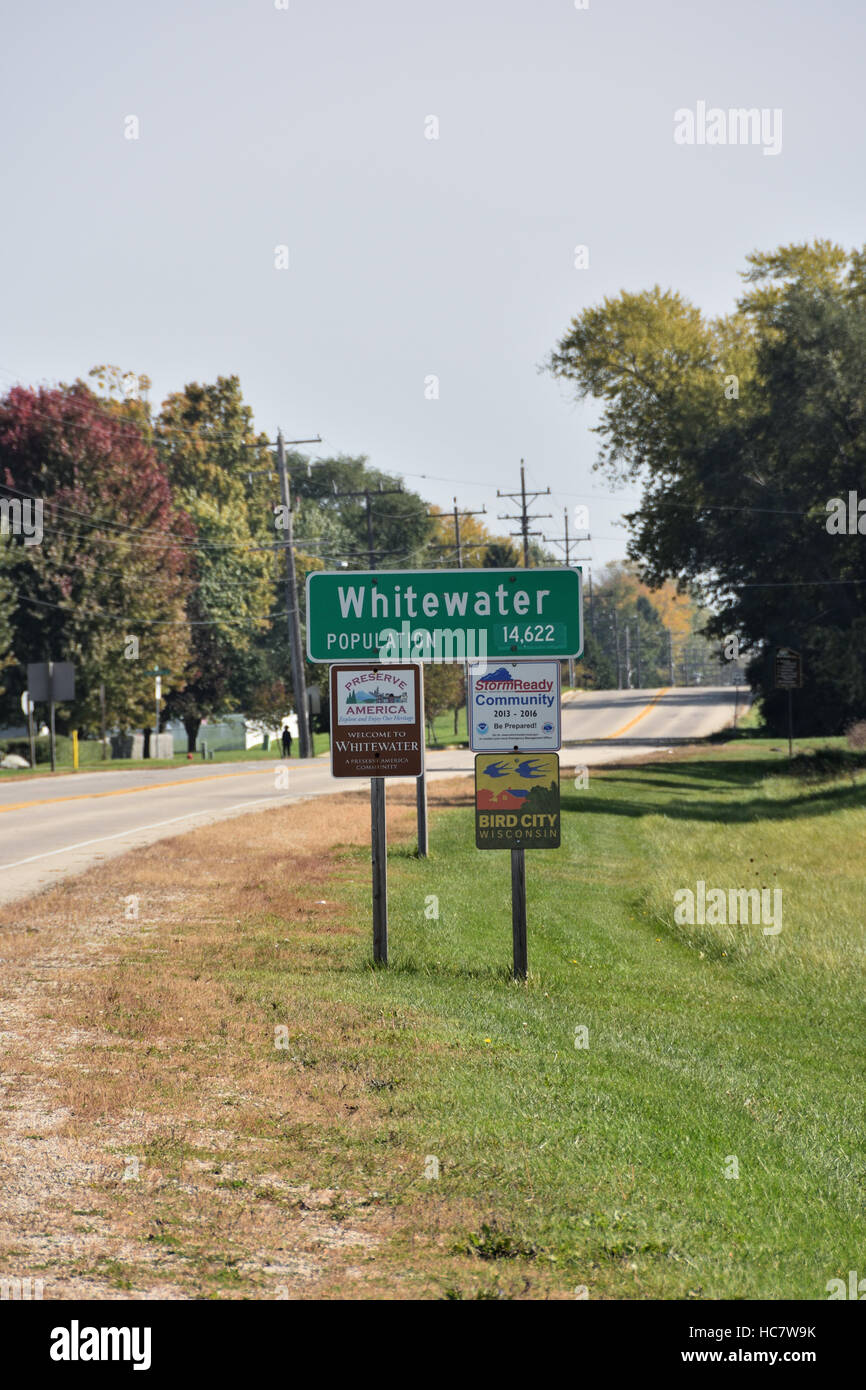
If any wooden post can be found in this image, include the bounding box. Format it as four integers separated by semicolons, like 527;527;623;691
511;847;527;980
787;688;793;758
371;776;388;963
416;773;428;857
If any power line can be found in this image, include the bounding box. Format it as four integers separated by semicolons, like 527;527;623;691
426;498;488;569
496;459;552;567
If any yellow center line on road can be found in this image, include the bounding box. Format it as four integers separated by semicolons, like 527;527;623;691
0;763;315;815
602;688;671;740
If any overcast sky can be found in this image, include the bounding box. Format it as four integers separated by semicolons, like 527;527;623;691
2;0;863;571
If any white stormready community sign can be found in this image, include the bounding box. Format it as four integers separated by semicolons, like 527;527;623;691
334;666;417;726
468;659;561;752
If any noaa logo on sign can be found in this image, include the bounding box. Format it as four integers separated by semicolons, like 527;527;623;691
477;721;488;733
542;721;553;733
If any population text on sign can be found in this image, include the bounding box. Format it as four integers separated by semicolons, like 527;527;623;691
475;752;560;849
307;569;582;662
329;663;424;778
468;659;561;752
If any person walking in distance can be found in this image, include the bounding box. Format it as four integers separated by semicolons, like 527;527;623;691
281;724;292;759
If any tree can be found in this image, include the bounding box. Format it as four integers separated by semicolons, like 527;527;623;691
545;241;866;731
483;539;521;568
154;377;277;751
0;383;192;732
423;664;464;743
289;455;435;570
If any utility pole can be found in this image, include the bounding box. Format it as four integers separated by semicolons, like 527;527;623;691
497;460;552;568
545;507;591;687
427;497;487;755
452;497;487;570
635;612;642;689
247;430;321;761
613;609;622;690
427;499;487;569
332;484;404;569
668;629;675;686
276;429;313;759
625;623;631;689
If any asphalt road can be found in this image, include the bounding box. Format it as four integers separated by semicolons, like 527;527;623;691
0;685;743;907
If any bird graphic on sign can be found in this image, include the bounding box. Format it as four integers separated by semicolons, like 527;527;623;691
482;760;511;778
515;759;546;779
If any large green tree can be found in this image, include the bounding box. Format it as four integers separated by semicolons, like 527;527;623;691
0;383;192;732
154;377;277;750
546;241;866;732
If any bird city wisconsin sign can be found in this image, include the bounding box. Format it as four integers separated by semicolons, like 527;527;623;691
475;752;561;849
306;568;582;662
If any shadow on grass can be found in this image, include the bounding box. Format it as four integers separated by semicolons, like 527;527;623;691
564;757;866;824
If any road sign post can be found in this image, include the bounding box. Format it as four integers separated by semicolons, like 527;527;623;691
371;776;388;964
416;773;428;857
475;751;561;979
511;849;528;981
307;568;582;662
329;662;424;962
28;661;75;773
774;648;803;758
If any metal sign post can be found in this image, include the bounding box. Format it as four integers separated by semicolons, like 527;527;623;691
371;777;388;963
416;773;428;857
329;662;424;962
28;660;75;773
774;648;803;758
475;752;561;979
49;678;57;772
511;849;528;981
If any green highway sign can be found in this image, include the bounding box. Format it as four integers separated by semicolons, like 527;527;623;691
306;568;582;662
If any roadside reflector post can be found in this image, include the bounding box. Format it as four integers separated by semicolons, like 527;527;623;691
416;772;428;857
371;775;388;963
511;847;528;980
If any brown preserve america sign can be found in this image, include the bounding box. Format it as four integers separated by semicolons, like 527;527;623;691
329;663;424;778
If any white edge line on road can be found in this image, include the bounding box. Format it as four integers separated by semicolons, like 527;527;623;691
0;796;291;872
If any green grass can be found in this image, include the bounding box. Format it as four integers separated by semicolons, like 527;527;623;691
234;739;866;1298
428;705;469;747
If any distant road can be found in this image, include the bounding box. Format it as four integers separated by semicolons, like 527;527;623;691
0;686;743;906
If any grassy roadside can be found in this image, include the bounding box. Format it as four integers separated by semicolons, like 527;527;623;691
0;739;863;1299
